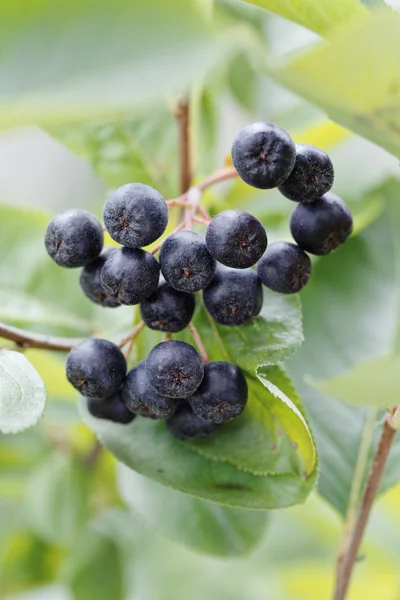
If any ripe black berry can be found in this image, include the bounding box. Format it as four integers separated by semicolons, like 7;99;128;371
166;403;220;441
122;361;180;419
189;362;248;423
231;122;296;189
256;241;311;294
278;143;334;203
103;183;168;249
203;265;263;326
160;230;215;293
140;280;195;332
87;391;136;424
100;247;160;305
66;339;127;399
45;209;103;268
290;192;353;255
79;248;120;308
145;340;204;398
206;209;267;269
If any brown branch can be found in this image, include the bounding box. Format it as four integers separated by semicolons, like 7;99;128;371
188;322;209;363
118;321;145;348
0;321;82;352
175;98;192;195
333;414;397;600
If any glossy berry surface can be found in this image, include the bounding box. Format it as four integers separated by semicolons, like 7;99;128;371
278;143;334;203
87;391;135;424
231;122;296;189
103;182;168;248
203;265;263;326
101;247;160;305
66;339;127;399
206;209;267;269
140;280;195;332
166;403;220;441
189;361;248;423
145;340;204;398
256;241;311;294
159;230;215;293
45;209;103;268
290;192;353;256
122;361;180;419
79;248;120;308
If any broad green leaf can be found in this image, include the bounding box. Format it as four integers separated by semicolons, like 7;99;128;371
269;9;400;157
242;0;367;37
117;464;268;556
25;452;90;545
311;354;400;408
0;0;221;130
287;191;400;515
0;350;47;434
80;366;316;510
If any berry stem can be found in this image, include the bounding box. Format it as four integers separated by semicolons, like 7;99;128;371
162;332;172;342
197;204;212;221
192;215;211;226
188;322;209;363
184;186;202;230
166;199;192;209
118;321;145;349
333;411;398;600
150;222;185;255
198;166;238;191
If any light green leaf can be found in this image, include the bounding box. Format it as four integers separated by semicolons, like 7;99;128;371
0;350;47;434
25;452;90;544
242;0;367;37
269;9;400;157
0;0;221;130
310;354;400;408
117;464;268;556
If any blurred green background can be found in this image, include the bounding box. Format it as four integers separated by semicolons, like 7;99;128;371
1;0;400;598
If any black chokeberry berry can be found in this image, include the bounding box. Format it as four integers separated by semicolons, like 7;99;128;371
206;209;267;269
122;361;180;419
100;247;160;305
290;192;353;255
103;183;168;248
278;143;334;203
79;248;120;308
145;340;204;398
166;403;220;441
203;265;263;326
256;241;311;294
189;361;248;423
140;280;195;332
159;230;215;293
45;209;103;268
231;122;296;189
87;391;136;424
66;339;127;399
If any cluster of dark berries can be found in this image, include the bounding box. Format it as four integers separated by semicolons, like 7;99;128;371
44;120;353;441
65;338;248;440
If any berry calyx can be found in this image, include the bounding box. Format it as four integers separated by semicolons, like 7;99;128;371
122;361;180;418
231;122;296;189
256;241;311;294
145;340;204;398
103;183;168;248
206;209;267;269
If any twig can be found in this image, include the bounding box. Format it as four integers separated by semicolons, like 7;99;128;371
150;222;185;255
197;204;212;221
175;98;192;195
166;199;192;209
333;413;397;600
184;186;202;230
198;166;238;191
162;332;172;342
193;216;211;226
0;321;82;352
188;323;209;363
118;321;145;348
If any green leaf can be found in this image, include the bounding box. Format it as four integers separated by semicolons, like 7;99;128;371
25;452;90;545
269;9;400;157
310;354;400;408
242;0;368;37
80;365;316;510
117;464;268;556
287;191;400;515
0;0;221;130
0;350;47;434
